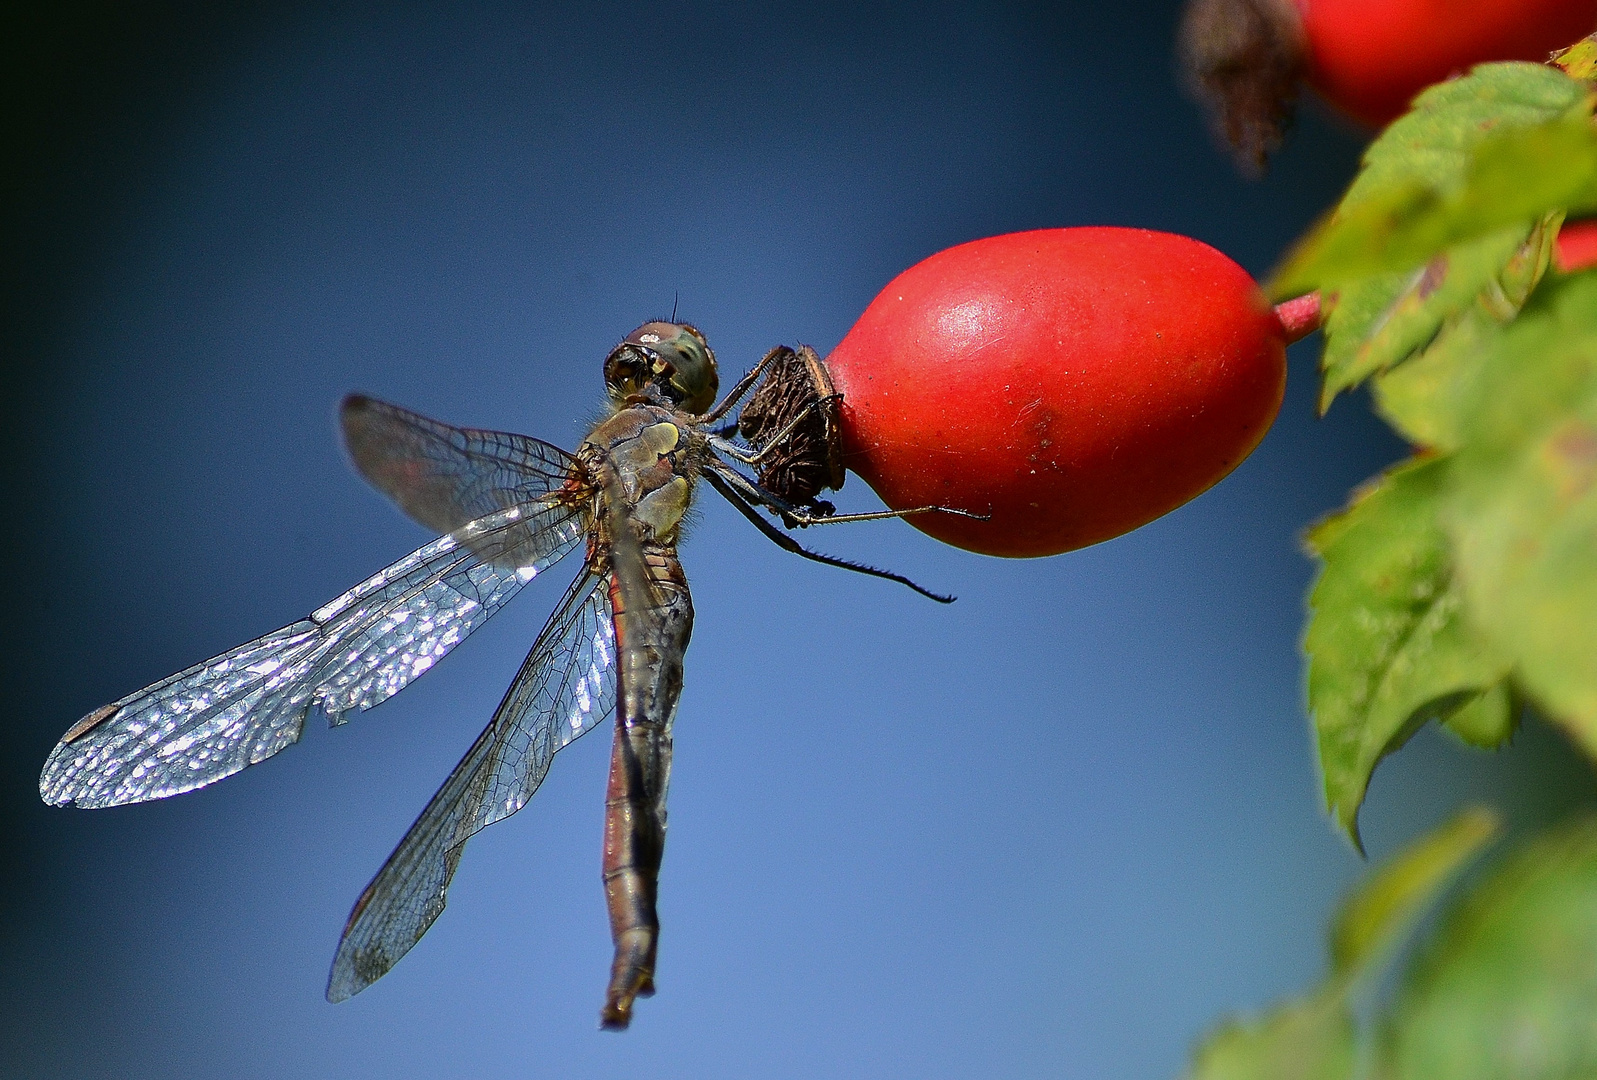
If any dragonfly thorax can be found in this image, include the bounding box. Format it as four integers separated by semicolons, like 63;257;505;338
582;404;704;547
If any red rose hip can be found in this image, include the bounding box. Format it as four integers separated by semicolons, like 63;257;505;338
823;228;1287;558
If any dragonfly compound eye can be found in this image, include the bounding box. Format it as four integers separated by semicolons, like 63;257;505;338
604;322;719;415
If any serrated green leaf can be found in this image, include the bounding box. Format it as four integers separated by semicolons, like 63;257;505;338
1275;112;1597;294
1317;225;1533;410
1444;272;1597;756
1377;817;1597;1080
1265;62;1589;411
1306;459;1512;844
1371;215;1562;449
1344;65;1588;210
1440;681;1517;749
1330;807;1500;980
1189;990;1355;1080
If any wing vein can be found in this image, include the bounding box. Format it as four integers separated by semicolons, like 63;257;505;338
326;568;616;1002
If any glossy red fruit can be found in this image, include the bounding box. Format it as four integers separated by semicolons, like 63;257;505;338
823;228;1286;558
1297;0;1597;127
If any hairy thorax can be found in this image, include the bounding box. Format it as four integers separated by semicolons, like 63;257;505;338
580;403;709;551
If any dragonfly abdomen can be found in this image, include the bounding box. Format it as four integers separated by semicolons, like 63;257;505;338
599;548;691;1030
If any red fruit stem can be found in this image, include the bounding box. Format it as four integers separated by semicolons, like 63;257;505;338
1266;218;1597;348
1273;291;1321;345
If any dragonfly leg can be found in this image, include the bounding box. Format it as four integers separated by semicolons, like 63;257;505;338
701;466;956;603
696;345;786;425
707;457;986;529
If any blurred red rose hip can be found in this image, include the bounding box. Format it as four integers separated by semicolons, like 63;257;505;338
822;228;1287;558
1181;0;1597;170
1298;0;1597;127
1556;218;1597;274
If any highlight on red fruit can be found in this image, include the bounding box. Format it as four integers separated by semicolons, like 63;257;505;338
813;228;1287;559
1180;0;1597;171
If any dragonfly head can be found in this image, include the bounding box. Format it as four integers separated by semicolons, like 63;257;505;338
605;321;720;415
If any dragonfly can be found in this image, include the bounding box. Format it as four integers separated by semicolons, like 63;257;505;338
39;322;970;1029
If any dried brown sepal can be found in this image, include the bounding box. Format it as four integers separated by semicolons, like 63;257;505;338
737;344;844;506
1179;0;1307;177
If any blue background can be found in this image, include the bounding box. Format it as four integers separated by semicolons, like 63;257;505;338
4;3;1593;1077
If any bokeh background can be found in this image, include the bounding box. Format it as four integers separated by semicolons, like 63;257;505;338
4;3;1593;1078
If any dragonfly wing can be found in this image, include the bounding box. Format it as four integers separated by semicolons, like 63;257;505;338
40;504;585;809
343;394;582;528
326;568;617;1002
343;395;591;572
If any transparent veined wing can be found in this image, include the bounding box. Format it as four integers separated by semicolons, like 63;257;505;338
40;504;588;810
327;568;617;1002
342;394;588;571
41;397;594;810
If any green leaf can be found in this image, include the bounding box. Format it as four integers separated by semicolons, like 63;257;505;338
1439;681;1517;750
1273;62;1590;294
1189;991;1356;1080
1187;811;1498;1080
1306;459;1512;844
1445;271;1597;756
1553;33;1597;83
1275;112;1597;293
1264;62;1589;411
1378;817;1597;1080
1370;304;1498;451
1316;225;1533;410
1329;807;1501;980
1370;216;1562;450
1343;65;1588;213
1457;114;1597;230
